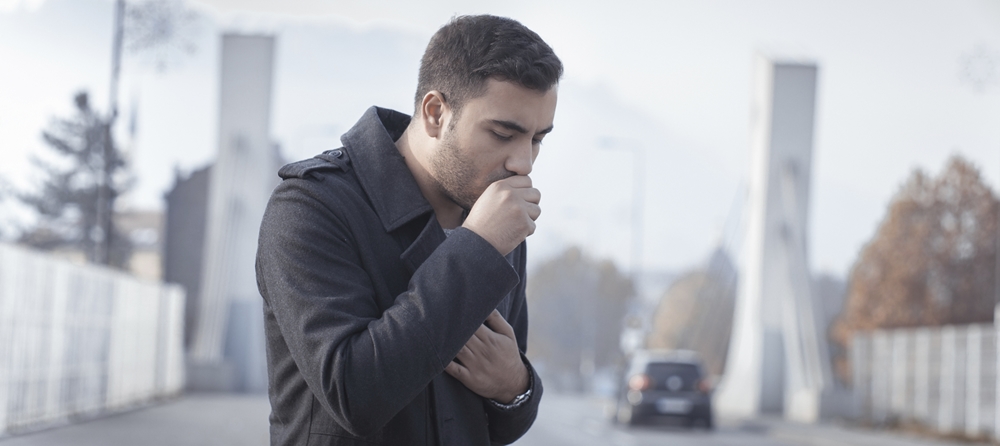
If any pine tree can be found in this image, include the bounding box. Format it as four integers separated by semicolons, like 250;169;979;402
18;92;133;268
14;1;199;268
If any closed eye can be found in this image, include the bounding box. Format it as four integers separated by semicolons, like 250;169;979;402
493;131;513;141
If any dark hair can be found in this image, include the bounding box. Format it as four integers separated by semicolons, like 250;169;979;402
414;15;563;116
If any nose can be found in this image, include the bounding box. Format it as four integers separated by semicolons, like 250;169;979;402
505;141;534;176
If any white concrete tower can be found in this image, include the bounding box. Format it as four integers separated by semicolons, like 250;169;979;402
188;34;278;392
714;55;833;422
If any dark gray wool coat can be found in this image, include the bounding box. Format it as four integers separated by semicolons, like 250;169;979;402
255;107;542;446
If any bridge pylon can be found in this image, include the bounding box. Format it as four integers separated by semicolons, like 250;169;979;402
714;55;835;422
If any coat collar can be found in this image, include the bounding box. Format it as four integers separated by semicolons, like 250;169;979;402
341;106;433;232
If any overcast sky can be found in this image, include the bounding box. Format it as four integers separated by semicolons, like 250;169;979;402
1;0;998;278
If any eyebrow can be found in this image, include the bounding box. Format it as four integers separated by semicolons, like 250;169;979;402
490;119;554;136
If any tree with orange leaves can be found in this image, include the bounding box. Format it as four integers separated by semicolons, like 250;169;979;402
831;155;999;382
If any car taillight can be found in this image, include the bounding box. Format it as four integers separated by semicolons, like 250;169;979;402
697;378;712;394
628;374;651;391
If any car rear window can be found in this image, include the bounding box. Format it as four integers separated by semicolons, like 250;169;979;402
645;362;701;391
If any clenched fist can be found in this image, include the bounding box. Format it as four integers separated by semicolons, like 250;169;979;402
462;175;540;256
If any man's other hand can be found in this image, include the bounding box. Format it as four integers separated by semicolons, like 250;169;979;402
444;310;529;403
462;175;540;256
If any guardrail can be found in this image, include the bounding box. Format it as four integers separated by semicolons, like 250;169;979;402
852;317;998;440
0;243;185;436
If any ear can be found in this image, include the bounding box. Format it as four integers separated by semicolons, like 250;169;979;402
419;91;449;139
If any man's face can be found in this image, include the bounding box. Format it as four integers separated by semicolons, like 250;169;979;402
429;79;558;210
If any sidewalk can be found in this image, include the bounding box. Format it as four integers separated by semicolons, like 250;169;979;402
1;394;993;446
0;395;270;446
743;416;995;446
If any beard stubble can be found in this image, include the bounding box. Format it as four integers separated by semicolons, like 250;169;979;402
431;131;511;211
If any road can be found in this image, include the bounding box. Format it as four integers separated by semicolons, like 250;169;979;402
516;393;988;446
0;393;989;445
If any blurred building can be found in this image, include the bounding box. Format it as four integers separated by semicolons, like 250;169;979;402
813;274;848;387
164;155;283;392
163;165;210;349
170;33;282;393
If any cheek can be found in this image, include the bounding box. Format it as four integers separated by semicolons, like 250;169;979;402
466;136;507;171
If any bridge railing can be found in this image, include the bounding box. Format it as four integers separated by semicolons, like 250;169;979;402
852;321;997;440
0;243;185;437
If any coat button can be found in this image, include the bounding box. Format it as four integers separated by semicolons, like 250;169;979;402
326;149;343;158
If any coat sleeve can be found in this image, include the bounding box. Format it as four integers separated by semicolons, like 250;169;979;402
256;178;520;437
484;243;544;445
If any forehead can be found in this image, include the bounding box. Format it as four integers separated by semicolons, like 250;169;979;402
460;79;558;131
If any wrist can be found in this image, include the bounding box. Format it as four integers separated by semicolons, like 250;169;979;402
489;364;533;410
461;223;505;255
496;363;530;404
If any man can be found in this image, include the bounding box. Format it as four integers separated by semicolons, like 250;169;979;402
255;15;562;446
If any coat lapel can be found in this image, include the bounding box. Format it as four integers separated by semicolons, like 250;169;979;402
399;214;447;274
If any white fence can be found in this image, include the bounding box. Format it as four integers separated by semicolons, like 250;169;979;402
852;318;998;440
0;243;185;436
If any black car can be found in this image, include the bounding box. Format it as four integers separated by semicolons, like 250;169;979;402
614;350;713;428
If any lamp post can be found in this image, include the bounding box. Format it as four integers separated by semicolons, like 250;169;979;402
597;137;645;283
597;136;646;353
93;0;126;265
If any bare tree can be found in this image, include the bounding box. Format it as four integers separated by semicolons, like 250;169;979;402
125;0;201;72
831;155;999;383
646;249;737;377
527;247;633;391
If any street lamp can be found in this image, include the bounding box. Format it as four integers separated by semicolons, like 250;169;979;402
597;136;645;282
597;136;646;353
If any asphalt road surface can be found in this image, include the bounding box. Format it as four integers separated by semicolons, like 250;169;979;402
0;393;989;446
516;394;988;446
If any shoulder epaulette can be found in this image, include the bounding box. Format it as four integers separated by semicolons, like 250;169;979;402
278;148;352;181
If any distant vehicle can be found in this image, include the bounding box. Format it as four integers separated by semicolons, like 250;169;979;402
613;349;714;429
